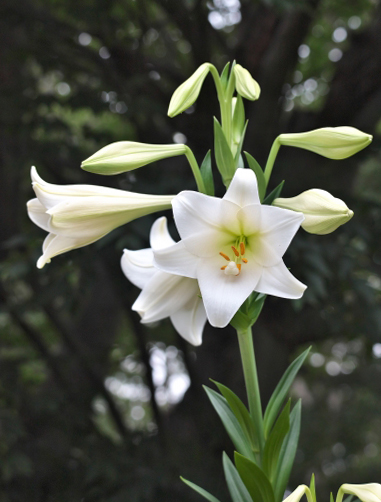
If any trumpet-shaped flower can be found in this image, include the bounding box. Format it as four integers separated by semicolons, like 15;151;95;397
121;217;207;346
27;167;174;269
233;64;261;101
154;168;306;328
168;63;211;117
339;484;381;502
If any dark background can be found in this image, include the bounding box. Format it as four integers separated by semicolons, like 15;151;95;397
1;0;381;500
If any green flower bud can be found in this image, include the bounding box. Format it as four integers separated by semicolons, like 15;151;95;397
168;63;211;117
233;64;261;101
278;127;372;159
274;189;353;235
81;141;187;175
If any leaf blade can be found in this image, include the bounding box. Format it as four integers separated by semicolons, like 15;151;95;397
181;477;221;502
223;452;253;502
234;452;275;502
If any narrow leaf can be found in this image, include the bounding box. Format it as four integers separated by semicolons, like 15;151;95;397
264;347;310;438
220;62;231;90
244;152;266;202
274;400;302;502
234;121;248;168
181;477;221;502
212;380;259;453
234;452;275;502
262;400;290;483
200;150;215;196
263;181;285;205
223;452;253;502
204;386;254;460
232;95;245;145
310;473;317;502
213;118;235;184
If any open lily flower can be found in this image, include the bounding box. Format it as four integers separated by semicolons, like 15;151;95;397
121;217;207;346
339;484;381;502
27;167;174;269
154;168;306;328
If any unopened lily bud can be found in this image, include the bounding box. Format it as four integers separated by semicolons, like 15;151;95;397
340;484;381;502
81;141;187;175
279;127;372;159
274;189;353;235
233;64;261;101
168;63;211;117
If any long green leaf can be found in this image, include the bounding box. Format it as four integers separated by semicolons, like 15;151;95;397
204;387;254;460
200;150;215;196
232;95;245;145
213;117;235;184
234;452;275;502
181;477;221;502
220;62;231;90
223;452;253;502
264;347;310;438
244;152;266;202
274;401;302;502
262;400;290;483
263;180;284;205
212;380;259;454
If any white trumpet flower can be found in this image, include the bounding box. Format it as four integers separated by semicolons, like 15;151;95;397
121;217;207;346
27;167;174;269
154;168;306;328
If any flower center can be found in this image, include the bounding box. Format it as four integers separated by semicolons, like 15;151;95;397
219;240;248;276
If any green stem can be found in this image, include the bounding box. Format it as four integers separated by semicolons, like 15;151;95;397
264;137;281;186
184;146;206;194
237;326;265;456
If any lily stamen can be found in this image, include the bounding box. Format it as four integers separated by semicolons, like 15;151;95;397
242;258;248;264
219;252;230;261
231;246;240;257
240;242;245;255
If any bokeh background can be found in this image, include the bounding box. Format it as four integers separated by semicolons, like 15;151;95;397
1;0;381;500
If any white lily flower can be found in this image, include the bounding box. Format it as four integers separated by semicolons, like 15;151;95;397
27;167;174;269
339;484;381;502
154;168;306;328
121;217;207;346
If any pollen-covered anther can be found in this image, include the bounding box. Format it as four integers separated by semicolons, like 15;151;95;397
242;258;248;264
219;252;231;261
224;261;240;276
231;246;240;257
240;242;245;255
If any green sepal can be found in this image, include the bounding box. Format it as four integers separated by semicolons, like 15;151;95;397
200;150;215;196
273;400;302;502
234;452;275;502
234;121;248;168
204;386;255;461
212;380;259;454
310;474;317;502
264;347;310;438
263;181;285;205
220;62;231;91
244;152;266;202
213;117;235;186
222;452;253;502
232;95;245;145
180;477;221;502
262;400;290;483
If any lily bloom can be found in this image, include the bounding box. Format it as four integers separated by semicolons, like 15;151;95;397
121;217;207;346
154;168;306;328
27;167;174;269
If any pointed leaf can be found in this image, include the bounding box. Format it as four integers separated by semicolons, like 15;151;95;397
200;150;215;196
220;62;231;91
223;452;253;502
212;380;259;453
274;401;302;502
330;493;335;502
262;400;290;483
234;452;275;502
234;121;248;168
233;95;245;145
244;152;266;202
204;387;255;460
264;347;310;438
181;477;221;502
213;118;235;184
263;181;285;205
310;474;317;502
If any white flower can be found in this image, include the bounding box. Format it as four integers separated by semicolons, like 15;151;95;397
121;217;207;346
27;166;174;269
168;63;211;117
339;484;381;502
283;485;313;502
154;168;306;328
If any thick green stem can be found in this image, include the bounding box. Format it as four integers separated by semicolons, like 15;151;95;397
237;326;265;455
184;146;206;194
264;138;281;186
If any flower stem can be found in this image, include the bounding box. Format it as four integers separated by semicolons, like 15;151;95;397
264;137;281;186
184;146;207;194
237;326;265;456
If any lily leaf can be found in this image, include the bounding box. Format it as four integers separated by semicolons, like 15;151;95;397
234;452;275;502
220;62;231;91
264;347;310;438
181;477;221;502
200;150;215;196
244;152;266;202
223;452;253;502
213;118;235;185
263;181;285;205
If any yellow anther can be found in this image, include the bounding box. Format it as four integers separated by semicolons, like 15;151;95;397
242;258;248;264
221;265;227;270
232;246;240;257
237;263;241;272
220;252;230;261
240;242;245;255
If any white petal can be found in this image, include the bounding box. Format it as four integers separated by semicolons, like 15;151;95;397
223;168;260;207
27;198;50;232
121;249;155;289
283;486;310;502
37;234;80;268
150;217;175;250
153;240;199;279
42;233;56;253
170;289;207;346
133;273;199;323
255;261;306;299
342;484;381;502
196;256;262;328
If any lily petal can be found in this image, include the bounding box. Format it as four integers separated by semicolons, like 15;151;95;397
341;484;381;502
170;293;207;346
153;240;199;279
223;167;260;207
256;261;306;299
150;216;175;251
37;234;83;269
27;198;50;232
121;249;155;290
